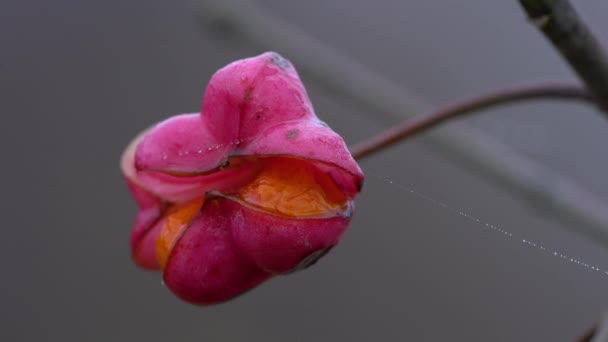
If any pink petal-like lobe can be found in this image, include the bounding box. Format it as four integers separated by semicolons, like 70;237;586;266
163;199;270;304
226;199;351;273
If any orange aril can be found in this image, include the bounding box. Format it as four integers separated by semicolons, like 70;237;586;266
155;197;205;269
237;157;347;217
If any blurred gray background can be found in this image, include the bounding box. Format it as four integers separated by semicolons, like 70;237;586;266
2;0;608;340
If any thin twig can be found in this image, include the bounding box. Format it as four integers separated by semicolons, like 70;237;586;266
349;83;608;251
196;0;608;251
519;0;608;115
351;83;593;159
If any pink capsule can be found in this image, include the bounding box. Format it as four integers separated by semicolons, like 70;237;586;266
121;52;364;304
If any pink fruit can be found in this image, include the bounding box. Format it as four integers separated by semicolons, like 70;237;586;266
121;52;364;304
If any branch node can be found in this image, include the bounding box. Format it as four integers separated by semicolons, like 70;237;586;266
530;15;550;29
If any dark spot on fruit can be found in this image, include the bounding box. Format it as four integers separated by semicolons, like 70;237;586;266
256;115;261;119
357;178;364;191
270;54;290;70
220;159;231;170
244;87;253;100
287;129;298;139
289;245;335;273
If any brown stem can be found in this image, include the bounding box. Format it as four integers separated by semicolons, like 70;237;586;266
350;83;593;160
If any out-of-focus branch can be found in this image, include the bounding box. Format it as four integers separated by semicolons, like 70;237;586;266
350;83;593;159
519;0;608;115
590;314;608;342
578;325;596;342
196;0;608;250
577;310;608;342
